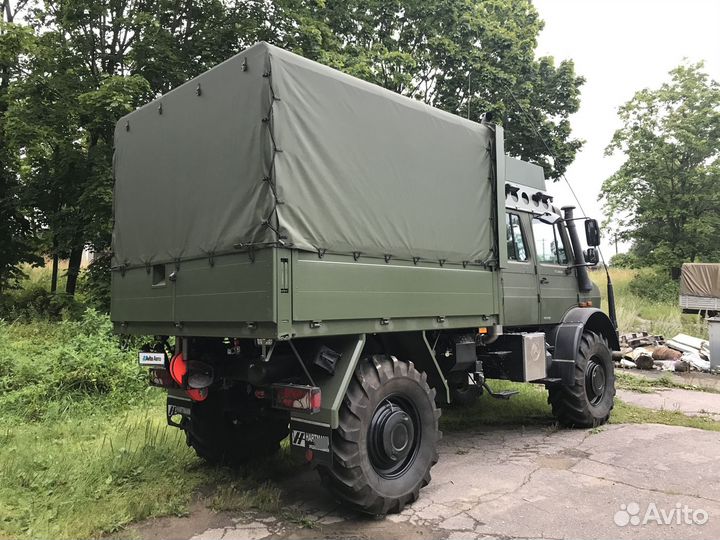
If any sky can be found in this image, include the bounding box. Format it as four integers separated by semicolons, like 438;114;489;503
533;0;720;257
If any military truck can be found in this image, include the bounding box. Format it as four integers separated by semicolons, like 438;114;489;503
112;42;618;515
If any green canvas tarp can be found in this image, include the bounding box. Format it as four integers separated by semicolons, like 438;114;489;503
113;42;495;268
681;263;720;298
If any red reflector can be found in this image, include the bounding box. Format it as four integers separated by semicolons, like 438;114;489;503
272;384;321;413
186;387;208;402
305;448;314;462
169;353;208;402
254;389;266;400
169;353;187;386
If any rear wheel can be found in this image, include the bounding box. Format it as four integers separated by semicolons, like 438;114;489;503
184;388;289;466
318;355;440;515
548;331;615;428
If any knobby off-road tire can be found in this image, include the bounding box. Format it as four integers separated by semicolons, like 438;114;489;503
446;370;482;407
318;355;441;515
184;391;289;466
548;330;615;428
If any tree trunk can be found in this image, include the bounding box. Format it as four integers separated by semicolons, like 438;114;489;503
50;236;59;292
51;253;59;293
65;246;83;295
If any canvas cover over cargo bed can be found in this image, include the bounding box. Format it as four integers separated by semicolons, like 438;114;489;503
680;263;720;298
113;42;495;269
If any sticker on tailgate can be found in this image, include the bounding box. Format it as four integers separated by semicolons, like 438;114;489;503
291;430;330;452
138;352;166;366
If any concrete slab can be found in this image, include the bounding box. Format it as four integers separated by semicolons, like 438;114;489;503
618;388;720;420
621;370;720;392
131;424;720;540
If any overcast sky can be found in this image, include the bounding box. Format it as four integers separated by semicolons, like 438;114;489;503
533;0;720;257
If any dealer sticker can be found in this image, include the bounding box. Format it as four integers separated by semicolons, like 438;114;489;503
291;430;330;452
138;351;166;366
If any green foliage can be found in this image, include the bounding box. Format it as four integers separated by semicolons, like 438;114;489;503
628;268;679;304
602;63;720;268
1;0;586;292
591;268;708;340
78;253;112;312
609;252;640;268
0;285;85;321
0;19;42;292
283;0;585;180
0;309;147;420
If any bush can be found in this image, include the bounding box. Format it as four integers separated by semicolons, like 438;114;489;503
0;285;86;321
0;309;147;420
79;253;111;312
628;269;679;304
610;252;640;268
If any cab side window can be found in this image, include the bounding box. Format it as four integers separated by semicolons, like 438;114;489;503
531;218;569;265
506;213;528;262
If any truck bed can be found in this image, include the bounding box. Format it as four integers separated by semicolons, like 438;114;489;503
111;42;500;337
112;247;499;338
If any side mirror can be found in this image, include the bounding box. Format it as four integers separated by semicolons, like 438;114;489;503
584;247;599;265
585;219;600;246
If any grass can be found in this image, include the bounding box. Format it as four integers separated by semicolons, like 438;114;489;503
0;392;301;539
442;379;720;434
0;311;301;539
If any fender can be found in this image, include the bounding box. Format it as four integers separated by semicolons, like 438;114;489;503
290;334;366;429
546;308;619;385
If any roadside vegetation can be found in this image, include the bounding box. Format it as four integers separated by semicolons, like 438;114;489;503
0;267;717;538
590;267;709;339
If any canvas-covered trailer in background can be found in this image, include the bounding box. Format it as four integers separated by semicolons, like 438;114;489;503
680;263;720;314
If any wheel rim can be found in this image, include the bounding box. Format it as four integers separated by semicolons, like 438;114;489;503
585;356;607;406
368;395;421;479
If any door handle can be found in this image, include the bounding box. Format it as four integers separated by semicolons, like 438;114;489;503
539;277;549;284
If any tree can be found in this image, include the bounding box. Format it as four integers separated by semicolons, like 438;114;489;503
272;0;585;180
7;0;585;300
8;0;262;295
601;63;720;268
0;1;41;293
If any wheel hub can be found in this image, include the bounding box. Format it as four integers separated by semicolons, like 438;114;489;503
586;359;606;405
368;398;419;478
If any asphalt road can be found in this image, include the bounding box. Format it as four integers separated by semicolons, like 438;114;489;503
132;420;720;540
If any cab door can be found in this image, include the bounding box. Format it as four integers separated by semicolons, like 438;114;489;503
501;212;539;326
529;217;577;324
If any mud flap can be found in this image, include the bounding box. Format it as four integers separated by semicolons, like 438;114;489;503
290;419;333;466
167;392;192;428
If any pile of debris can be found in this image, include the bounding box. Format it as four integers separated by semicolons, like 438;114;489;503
617;332;713;373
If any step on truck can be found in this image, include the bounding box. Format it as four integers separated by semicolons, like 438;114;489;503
112;42;619;515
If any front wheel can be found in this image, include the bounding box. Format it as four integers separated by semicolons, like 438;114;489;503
318;355;441;515
548;330;615;428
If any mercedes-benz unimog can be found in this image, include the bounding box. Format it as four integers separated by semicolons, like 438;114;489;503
112;42;619;515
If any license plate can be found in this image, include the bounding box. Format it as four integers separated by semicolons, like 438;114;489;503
138;351;166;366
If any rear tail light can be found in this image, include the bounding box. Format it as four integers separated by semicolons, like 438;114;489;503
272;384;321;413
168;353;209;402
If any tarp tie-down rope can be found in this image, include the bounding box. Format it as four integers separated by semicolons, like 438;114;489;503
261;67;285;246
